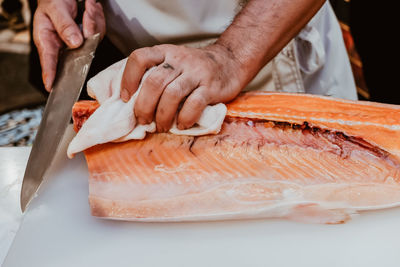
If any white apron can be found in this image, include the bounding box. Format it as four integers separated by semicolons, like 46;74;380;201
102;0;357;100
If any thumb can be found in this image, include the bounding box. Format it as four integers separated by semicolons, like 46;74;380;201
47;7;83;48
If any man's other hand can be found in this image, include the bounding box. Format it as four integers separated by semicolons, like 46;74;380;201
120;44;246;132
33;0;105;91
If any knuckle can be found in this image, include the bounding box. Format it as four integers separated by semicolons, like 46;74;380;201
58;22;74;36
46;1;57;11
188;95;206;109
144;74;163;90
128;50;139;61
135;105;152;120
179;51;193;61
164;85;183;100
129;48;146;65
157;44;174;51
96;2;104;12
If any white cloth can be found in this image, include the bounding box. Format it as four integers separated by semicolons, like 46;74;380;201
67;58;227;158
103;0;357;100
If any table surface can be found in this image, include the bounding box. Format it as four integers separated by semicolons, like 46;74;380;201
0;147;28;265
3;135;400;267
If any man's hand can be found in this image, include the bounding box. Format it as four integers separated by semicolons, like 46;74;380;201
120;44;246;132
33;0;105;91
120;0;324;132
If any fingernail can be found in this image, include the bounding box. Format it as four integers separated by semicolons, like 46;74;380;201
67;33;82;47
120;89;130;102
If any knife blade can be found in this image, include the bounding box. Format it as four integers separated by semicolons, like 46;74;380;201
20;33;100;212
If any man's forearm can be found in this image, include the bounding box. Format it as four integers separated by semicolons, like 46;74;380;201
216;0;325;85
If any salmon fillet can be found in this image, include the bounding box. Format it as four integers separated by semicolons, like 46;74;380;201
72;92;400;224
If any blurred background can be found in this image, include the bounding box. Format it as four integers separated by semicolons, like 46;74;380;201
0;0;45;146
0;0;390;147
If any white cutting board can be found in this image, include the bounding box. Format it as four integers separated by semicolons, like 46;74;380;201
3;126;400;267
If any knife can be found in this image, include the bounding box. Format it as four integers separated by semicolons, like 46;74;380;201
20;33;100;212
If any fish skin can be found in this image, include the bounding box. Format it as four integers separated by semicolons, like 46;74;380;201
72;92;400;224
